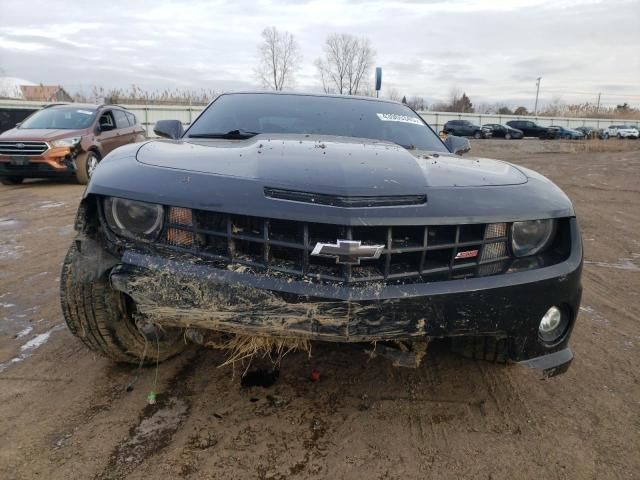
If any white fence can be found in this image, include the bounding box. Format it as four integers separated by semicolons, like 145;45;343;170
2;99;639;137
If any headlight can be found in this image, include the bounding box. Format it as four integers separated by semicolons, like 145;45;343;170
52;136;82;147
511;219;556;257
103;197;164;241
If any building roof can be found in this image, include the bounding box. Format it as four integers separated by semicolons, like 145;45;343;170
0;77;37;99
20;85;72;102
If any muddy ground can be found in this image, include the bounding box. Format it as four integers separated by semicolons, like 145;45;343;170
0;139;638;479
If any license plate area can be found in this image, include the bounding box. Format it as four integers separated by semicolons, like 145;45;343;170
10;156;30;166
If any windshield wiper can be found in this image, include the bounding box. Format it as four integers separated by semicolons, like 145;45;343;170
187;129;260;139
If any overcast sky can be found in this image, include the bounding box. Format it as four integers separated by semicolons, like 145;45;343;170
1;0;638;109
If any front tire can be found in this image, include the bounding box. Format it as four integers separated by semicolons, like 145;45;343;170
75;151;100;185
505;133;512;140
0;176;24;185
473;131;482;139
60;244;186;364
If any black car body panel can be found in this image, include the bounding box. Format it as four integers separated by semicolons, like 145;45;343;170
88;140;573;225
66;92;582;377
443;120;491;138
506;120;555;139
483;124;524;139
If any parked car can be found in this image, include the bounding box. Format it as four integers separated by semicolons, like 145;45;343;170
606;125;639;139
549;126;586;140
506;120;556;139
575;127;608;140
482;123;523;140
443;120;492;139
0;103;146;185
60;92;582;378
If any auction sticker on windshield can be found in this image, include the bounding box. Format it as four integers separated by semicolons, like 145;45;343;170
376;113;423;125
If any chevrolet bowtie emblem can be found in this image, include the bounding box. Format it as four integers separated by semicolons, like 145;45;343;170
311;239;385;265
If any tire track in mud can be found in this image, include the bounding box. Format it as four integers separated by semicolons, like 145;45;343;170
95;350;205;480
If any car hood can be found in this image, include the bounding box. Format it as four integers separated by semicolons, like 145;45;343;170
0;128;88;141
136;134;527;196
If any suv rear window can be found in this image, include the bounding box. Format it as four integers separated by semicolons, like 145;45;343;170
187;93;447;152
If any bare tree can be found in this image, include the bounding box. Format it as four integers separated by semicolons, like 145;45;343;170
315;34;375;95
406;96;427;111
387;88;401;101
256;26;302;91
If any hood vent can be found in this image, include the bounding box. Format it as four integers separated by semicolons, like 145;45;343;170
264;187;426;208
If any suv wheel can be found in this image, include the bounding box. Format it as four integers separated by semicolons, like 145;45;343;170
60;244;186;364
504;132;512;140
0;176;24;185
473;131;482;139
75;151;101;185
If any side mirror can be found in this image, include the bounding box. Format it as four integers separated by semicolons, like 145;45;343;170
153;120;184;140
444;135;471;155
15;122;22;128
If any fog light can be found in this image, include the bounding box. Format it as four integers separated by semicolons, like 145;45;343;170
539;306;569;344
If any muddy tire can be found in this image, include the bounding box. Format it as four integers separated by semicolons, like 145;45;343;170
60;244;186;364
74;151;100;185
1;176;24;185
451;336;509;363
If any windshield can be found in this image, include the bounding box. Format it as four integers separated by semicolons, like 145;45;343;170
20;107;97;130
186;93;447;152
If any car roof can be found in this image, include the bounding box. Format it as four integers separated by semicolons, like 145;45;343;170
219;90;405;106
44;103;129;111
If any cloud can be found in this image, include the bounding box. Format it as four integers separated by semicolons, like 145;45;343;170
0;0;638;109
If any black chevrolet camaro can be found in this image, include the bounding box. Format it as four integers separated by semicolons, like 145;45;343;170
60;92;582;377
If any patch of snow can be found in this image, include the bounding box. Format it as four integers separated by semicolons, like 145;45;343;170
0;324;64;374
39;201;65;209
15;326;33;338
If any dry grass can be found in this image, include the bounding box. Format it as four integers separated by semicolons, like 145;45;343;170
571;139;640;153
205;334;312;373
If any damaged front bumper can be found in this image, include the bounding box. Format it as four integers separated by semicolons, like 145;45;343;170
0;147;78;178
101;223;582;376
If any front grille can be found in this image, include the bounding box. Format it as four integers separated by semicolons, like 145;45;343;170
0;141;49;156
162;209;512;284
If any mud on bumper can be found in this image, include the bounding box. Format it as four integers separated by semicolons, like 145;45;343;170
104;232;582;376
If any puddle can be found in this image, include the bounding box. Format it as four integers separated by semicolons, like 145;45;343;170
101;397;189;478
0;218;25;231
580;306;610;325
0;324;64;374
584;256;639;271
241;369;280;388
57;224;75;236
0;244;26;260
